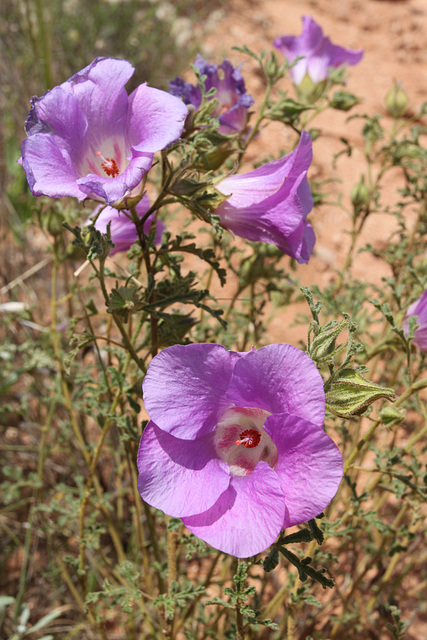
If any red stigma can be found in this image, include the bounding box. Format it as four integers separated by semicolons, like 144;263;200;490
235;428;261;449
96;151;120;178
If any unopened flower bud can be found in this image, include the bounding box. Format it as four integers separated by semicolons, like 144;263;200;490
264;51;280;81
351;176;370;214
329;90;359;112
267;98;309;124
325;368;395;418
385;81;408;118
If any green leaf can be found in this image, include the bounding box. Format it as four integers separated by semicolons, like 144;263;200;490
308;518;324;545
205;596;234;609
107;286;143;321
379;406;405;427
25;607;63;634
0;596;15;609
282;529;313;545
263;547;279;572
279;548;334;589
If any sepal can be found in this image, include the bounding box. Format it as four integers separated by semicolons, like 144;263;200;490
325;369;395;418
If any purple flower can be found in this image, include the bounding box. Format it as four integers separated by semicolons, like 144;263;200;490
214;130;315;263
403;291;427;351
137;343;343;557
274;16;363;85
169;55;254;135
21;57;188;205
89;195;165;256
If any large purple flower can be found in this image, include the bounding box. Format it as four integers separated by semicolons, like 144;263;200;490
403;291;427;351
214;131;315;263
169;55;254;135
88;195;165;256
274;16;363;85
21;57;188;205
137;343;343;558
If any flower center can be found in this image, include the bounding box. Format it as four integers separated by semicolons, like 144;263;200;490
218;103;231;115
236;428;261;448
214;406;278;476
96;151;120;178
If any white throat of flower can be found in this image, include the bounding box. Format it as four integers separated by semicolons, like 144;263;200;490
214;406;278;476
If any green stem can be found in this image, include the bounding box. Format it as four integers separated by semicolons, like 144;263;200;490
172;551;222;636
235;559;245;640
34;0;52;89
238;78;274;162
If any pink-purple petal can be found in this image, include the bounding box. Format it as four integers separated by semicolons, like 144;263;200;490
403;290;427;351
142;344;241;440
274;16;363;84
21;57;186;205
215;132;314;261
21;135;86;200
127;84;188;153
89;195;164;255
182;462;286;557
137;421;230;518
264;413;343;527
225;344;325;428
216;130;312;205
32;87;88;163
61;57;133;145
169;55;253;136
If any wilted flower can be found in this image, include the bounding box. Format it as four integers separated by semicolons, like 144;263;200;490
214;130;315;263
137;343;343;557
403;291;427;351
274;16;363;89
89;195;165;256
169;55;254;135
21;57;188;204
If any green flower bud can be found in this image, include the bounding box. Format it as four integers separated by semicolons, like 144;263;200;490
309;317;349;364
325;368;395;418
350;176;370;214
329;90;359;112
264;51;280;82
267;98;310;124
385;82;408;118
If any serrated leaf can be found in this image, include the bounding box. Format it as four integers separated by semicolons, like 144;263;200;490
107;286;143;321
282;529;313;545
263;547;279;572
280;548;334;589
205;596;234;609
